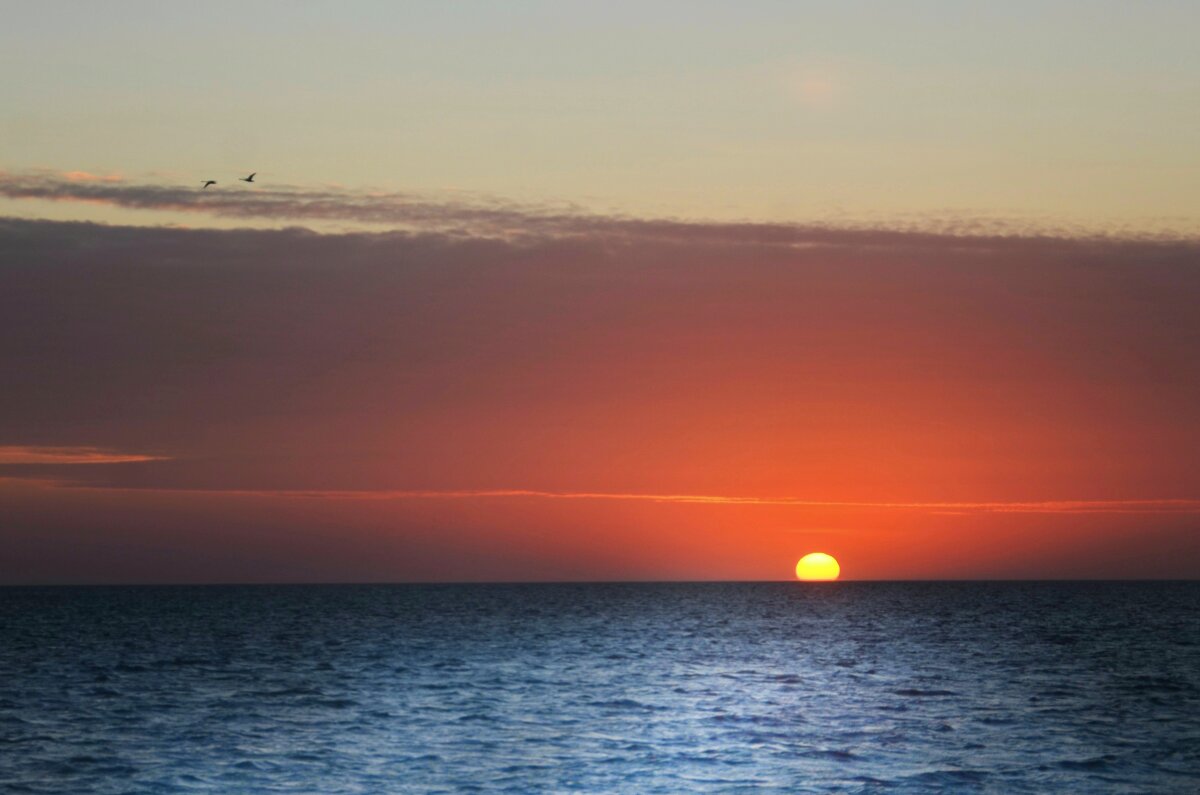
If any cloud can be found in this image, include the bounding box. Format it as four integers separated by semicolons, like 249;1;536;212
2;170;1190;242
1;214;1198;507
45;484;1200;515
0;446;165;465
62;171;123;183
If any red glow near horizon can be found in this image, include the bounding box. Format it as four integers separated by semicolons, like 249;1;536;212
1;218;1198;583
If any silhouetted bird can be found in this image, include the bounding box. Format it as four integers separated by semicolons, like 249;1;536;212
202;180;217;189
239;172;256;183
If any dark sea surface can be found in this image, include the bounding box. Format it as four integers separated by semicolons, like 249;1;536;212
1;582;1198;793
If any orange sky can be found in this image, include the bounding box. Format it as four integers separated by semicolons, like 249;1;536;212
2;3;1199;583
1;210;1197;582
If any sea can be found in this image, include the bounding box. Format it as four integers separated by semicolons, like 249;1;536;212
1;582;1197;793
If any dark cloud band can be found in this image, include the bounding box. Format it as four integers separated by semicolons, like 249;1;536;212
3;171;1191;247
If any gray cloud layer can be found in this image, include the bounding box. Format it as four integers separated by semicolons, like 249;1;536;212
3;214;1199;503
2;171;1184;244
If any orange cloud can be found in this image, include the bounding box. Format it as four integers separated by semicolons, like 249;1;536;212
55;484;1200;515
62;171;123;183
0;446;166;465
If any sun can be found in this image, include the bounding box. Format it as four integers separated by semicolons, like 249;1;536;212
795;552;840;581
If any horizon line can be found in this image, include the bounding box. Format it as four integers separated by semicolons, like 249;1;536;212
3;577;1198;588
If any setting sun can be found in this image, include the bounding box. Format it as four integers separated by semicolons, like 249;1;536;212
795;552;841;581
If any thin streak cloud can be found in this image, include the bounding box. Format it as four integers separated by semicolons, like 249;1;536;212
50;484;1200;515
0;446;167;465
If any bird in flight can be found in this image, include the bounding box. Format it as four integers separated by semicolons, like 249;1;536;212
202;180;217;189
239;172;256;183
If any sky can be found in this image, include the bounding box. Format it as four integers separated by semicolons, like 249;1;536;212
2;2;1199;582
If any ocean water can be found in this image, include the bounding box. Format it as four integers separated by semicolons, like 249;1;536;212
1;583;1197;793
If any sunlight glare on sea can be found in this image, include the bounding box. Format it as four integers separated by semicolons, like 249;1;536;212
1;582;1197;792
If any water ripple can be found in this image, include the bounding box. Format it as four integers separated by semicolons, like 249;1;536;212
0;582;1197;792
